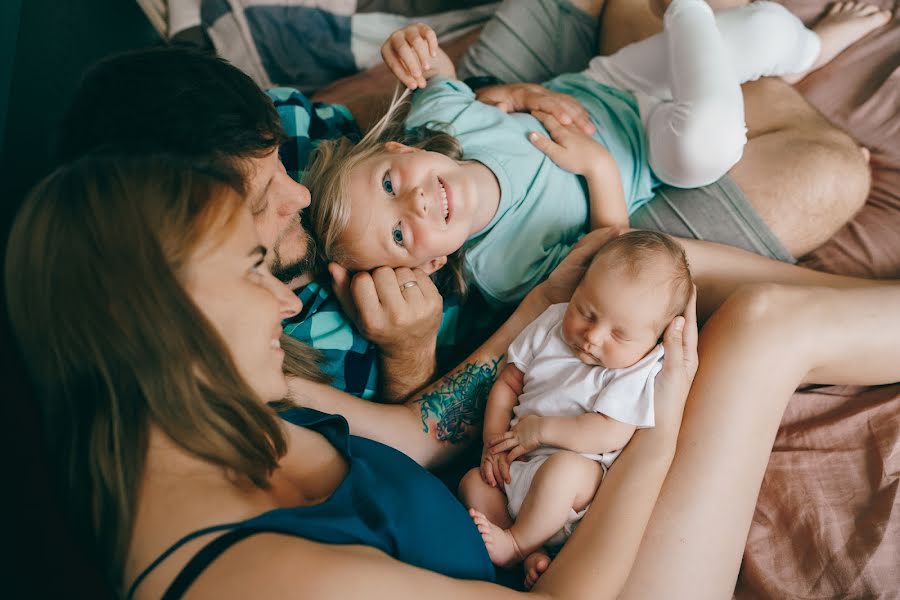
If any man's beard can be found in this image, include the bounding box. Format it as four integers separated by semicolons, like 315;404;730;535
271;226;316;284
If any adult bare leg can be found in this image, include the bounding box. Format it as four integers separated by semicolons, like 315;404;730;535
675;236;886;321
600;0;870;258
729;77;869;256
620;282;900;598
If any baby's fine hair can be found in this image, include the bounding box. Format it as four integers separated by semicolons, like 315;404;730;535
304;87;468;295
591;230;693;322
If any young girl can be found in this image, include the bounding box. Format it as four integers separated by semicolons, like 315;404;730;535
460;232;693;572
306;0;821;306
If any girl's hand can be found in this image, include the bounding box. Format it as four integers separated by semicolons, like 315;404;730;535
653;285;699;433
381;23;440;89
529;110;613;177
489;415;543;463
476;83;596;136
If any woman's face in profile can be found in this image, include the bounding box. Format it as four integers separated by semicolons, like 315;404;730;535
181;200;302;402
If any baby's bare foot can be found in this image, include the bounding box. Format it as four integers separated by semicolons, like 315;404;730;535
785;2;891;83
469;509;525;567
523;550;552;589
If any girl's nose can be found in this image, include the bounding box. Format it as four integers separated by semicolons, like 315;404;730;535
405;186;427;218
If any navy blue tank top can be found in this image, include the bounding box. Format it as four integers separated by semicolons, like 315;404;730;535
127;407;494;598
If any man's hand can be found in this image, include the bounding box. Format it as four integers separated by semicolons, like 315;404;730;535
329;263;443;400
476;83;596;136
382;23;454;89
488;414;543;464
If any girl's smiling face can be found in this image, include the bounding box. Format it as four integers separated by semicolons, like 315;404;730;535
342;142;495;273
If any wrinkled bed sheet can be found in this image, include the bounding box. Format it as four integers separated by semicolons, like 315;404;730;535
739;0;900;597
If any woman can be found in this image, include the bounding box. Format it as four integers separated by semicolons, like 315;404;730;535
6;154;899;599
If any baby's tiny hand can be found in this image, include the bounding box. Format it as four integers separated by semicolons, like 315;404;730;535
381;23;439;90
529;110;612;177
480;443;509;486
490;415;543;463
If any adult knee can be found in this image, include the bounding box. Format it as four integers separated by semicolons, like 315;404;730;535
807;135;870;217
716;283;800;333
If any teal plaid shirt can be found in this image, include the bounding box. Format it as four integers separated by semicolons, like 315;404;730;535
270;88;501;399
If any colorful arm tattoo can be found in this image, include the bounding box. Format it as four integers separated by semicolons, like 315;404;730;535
414;356;503;445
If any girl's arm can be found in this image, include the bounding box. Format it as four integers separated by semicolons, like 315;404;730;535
529;110;629;229
288;228;624;469
381;23;455;90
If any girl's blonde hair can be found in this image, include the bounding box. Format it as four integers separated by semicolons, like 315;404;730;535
5;154;320;588
305;87;468;295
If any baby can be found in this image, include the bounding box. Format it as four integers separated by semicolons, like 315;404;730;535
459;231;693;572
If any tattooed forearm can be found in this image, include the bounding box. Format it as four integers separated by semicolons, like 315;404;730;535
415;357;503;444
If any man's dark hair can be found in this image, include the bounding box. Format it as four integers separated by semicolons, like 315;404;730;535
56;47;285;168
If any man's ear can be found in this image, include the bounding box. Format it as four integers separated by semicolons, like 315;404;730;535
384;141;419;154
418;256;448;275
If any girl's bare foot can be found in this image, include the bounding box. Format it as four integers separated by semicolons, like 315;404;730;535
523;550;552;589
785;1;892;83
469;509;525;567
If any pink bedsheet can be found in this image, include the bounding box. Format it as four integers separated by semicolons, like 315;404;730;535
740;0;900;597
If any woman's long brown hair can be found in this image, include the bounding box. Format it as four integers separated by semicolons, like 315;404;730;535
5;155;315;588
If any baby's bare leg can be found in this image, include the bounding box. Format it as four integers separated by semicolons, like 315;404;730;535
458;467;513;529
471;452;604;567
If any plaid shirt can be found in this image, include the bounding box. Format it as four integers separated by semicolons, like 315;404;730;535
270;87;503;399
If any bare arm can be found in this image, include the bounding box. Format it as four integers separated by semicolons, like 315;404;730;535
482;364;522;438
290;289;540;468
528;110;629;229
489;412;636;461
585;160;628;230
541;413;636;454
379;345;436;403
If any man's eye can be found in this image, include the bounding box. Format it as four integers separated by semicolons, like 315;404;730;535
382;171;394;195
392;223;405;247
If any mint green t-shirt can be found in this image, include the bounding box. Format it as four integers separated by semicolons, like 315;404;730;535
406;75;656;307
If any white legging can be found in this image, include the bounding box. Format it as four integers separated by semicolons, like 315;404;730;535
585;0;820;188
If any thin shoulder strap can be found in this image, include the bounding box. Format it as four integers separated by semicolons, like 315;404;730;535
161;528;263;600
125;523;237;600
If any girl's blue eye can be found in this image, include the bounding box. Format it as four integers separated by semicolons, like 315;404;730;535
382;172;394;195
392;223;404;247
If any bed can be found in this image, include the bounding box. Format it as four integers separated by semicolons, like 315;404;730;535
158;0;900;596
